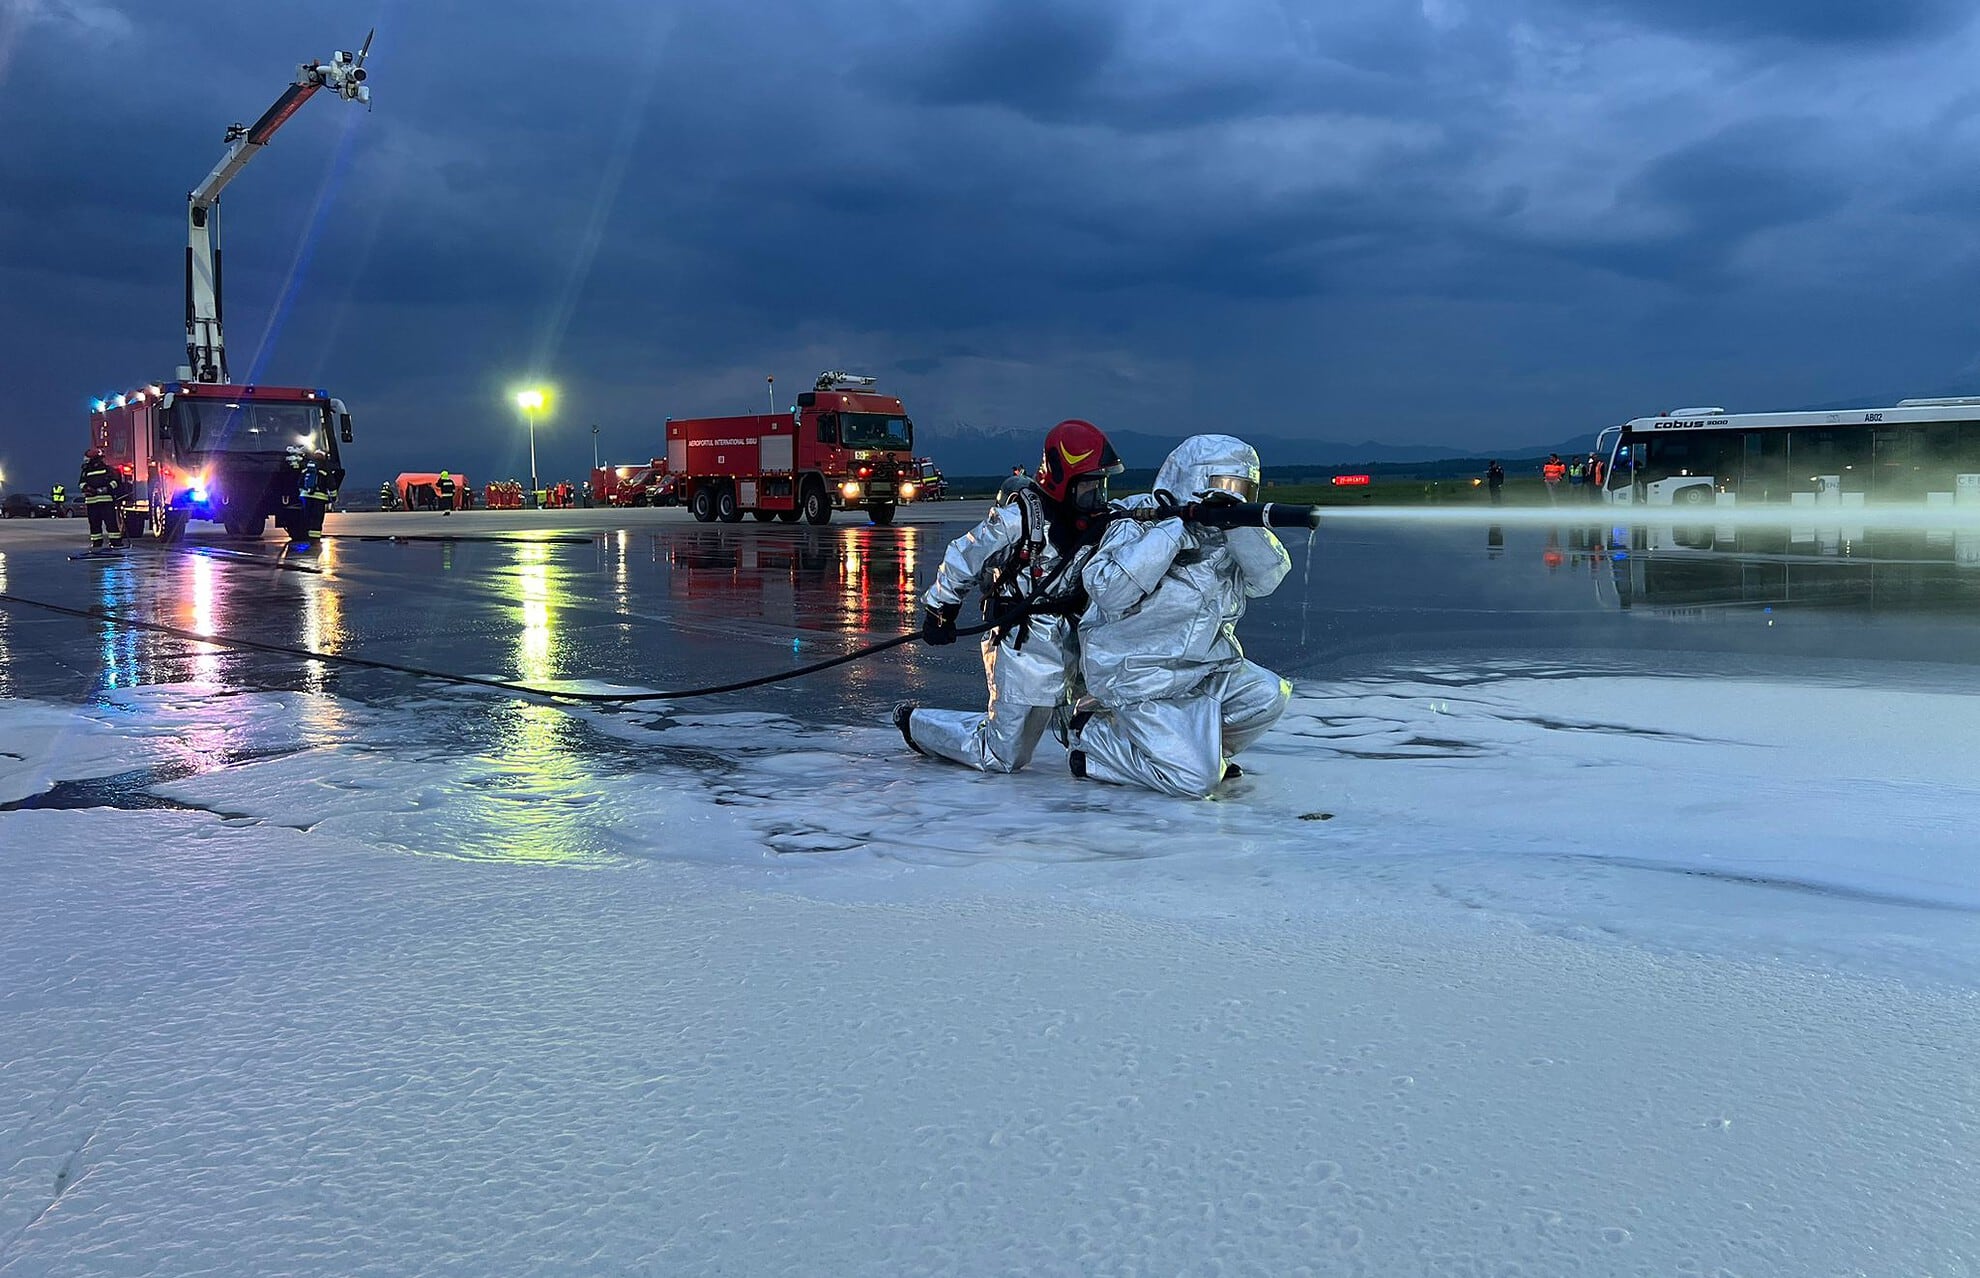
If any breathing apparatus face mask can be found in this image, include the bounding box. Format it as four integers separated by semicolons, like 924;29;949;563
1071;475;1109;515
1202;473;1256;502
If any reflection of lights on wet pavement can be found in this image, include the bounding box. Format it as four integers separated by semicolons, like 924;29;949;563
298;571;347;706
96;561;140;694
188;554;222;684
515;542;560;683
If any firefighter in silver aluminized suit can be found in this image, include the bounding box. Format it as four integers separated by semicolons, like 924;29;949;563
892;420;1123;772
1064;434;1292;798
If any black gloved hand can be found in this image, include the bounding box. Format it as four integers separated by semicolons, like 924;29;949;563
921;602;961;646
1196;489;1241;506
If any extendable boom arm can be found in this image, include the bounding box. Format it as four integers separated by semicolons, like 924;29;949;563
185;34;372;383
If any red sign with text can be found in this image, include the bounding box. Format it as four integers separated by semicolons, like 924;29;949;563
1330;474;1372;486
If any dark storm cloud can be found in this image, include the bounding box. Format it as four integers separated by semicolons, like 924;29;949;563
5;0;1980;496
1547;119;1853;284
1582;0;1972;45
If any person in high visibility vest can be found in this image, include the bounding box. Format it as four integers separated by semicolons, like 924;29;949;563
50;482;67;516
78;446;125;551
436;470;457;515
1542;454;1566;504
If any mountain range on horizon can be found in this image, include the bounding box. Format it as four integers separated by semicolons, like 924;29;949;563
917;423;1595;477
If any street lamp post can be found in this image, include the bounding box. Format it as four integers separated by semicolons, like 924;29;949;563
515;388;547;508
591;424;599;471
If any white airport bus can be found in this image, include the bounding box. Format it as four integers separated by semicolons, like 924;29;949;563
1596;398;1980;507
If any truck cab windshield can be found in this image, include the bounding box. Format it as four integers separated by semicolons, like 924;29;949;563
839;413;913;450
174;400;329;454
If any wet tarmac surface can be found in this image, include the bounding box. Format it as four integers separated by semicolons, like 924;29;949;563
5;504;1980;737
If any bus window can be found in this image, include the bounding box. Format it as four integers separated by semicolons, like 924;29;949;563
1743;429;1790;503
1790;427;1872;495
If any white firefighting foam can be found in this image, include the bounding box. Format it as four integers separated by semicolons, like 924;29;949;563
1;676;1976;1276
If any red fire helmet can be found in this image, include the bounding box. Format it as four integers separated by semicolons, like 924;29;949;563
1036;419;1122;504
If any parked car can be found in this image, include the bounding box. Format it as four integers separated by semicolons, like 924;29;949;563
1;492;58;518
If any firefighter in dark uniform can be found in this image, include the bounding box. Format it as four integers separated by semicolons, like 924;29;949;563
297;448;336;540
378;479;395;511
79;447;125;551
437;470;457;515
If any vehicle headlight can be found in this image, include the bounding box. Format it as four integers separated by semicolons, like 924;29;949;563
899;482;918;500
841;481;862;500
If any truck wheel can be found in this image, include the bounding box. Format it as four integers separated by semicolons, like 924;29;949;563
123;513;147;542
776;509;800;523
752;509;777;522
801;481;831;525
690;487;716;522
1680;485;1711;506
716;487;743;522
224;514;269;538
159;510;190;544
866;503;897;526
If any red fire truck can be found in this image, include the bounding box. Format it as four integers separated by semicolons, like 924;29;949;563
91;383;354;540
86;39;371;541
591;461;679;507
665;372;923;525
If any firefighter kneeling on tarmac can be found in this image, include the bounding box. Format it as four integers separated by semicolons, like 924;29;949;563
892;419;1120;773
79;446;127;552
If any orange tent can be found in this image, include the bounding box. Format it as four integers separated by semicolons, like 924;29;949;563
394;472;469;511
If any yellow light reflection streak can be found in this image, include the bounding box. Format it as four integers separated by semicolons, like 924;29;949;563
295;569;352;736
477;541;595;863
516;541;555;683
186;553;221;686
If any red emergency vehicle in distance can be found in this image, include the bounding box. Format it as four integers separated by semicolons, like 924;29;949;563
665;371;922;525
591;461;679;507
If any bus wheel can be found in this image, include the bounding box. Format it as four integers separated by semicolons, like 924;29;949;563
866;503;897;526
689;487;716;522
716;487;743;522
801;481;831;525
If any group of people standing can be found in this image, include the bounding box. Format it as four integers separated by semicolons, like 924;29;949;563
1540;452;1607;503
893;422;1291;799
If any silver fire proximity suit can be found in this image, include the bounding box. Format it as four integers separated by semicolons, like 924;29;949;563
1073;435;1292;798
906;488;1086;772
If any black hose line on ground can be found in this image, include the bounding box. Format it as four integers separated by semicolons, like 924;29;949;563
0;590;1009;706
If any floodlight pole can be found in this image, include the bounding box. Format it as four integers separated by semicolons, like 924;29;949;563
526;407;539;508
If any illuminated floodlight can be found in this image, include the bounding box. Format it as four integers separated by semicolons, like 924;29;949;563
513;386;552;507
